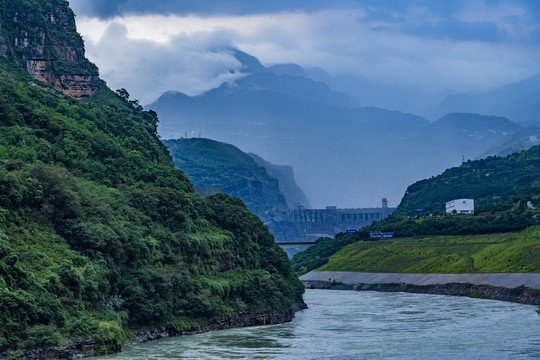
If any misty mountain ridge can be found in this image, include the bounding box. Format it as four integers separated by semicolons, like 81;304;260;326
431;113;520;136
248;153;311;209
156;49;359;110
227;50;445;116
149;49;528;208
478;127;540;158
429;74;540;123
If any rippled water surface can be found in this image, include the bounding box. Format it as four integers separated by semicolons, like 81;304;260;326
96;289;540;359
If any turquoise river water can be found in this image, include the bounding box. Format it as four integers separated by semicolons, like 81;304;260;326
96;289;540;359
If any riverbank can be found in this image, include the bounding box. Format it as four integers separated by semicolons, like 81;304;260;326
300;271;540;305
6;302;307;360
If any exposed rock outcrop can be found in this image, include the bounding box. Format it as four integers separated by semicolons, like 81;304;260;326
132;305;303;342
249;153;312;209
0;0;98;98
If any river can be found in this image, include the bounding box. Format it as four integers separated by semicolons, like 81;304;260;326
96;289;540;359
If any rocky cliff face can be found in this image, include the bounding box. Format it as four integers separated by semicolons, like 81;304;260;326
249;153;311;209
0;0;98;98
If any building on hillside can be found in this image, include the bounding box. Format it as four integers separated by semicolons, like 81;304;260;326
446;198;474;215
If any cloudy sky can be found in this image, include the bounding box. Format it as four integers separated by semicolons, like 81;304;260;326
69;0;540;105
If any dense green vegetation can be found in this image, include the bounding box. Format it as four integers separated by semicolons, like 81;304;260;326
0;56;303;356
366;213;538;238
396;146;540;216
291;232;368;275
292;211;540;275
318;226;540;273
162;138;288;213
163;138;262;185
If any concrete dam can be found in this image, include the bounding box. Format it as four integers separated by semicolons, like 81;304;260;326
287;205;396;242
195;186;395;243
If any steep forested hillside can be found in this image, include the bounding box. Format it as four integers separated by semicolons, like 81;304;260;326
163;138;289;214
163;138;304;243
396;145;540;215
0;2;304;357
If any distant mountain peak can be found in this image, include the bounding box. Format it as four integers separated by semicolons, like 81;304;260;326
267;63;306;77
229;48;266;73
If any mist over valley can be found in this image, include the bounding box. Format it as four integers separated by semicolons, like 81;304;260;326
149;50;534;209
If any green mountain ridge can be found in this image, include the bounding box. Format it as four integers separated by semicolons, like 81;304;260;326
163;138;306;243
163;138;289;214
0;1;304;357
397;144;540;216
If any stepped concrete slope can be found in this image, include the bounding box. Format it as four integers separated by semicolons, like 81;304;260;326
301;271;540;289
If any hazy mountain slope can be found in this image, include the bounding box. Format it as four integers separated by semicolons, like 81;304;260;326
267;61;447;116
431;113;520;133
150;86;433;208
249;153;311;209
431;75;540;123
0;2;304;356
148;51;520;208
479;127;540;158
163;138;305;243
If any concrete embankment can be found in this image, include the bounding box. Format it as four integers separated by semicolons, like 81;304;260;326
300;271;540;305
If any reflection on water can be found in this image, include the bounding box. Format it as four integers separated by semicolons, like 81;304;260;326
96;289;540;360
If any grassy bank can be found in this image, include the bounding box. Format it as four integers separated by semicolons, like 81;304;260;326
317;226;540;273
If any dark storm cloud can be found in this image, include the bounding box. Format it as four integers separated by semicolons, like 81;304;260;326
70;0;540;45
73;0;540;104
82;22;245;104
70;0;348;18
